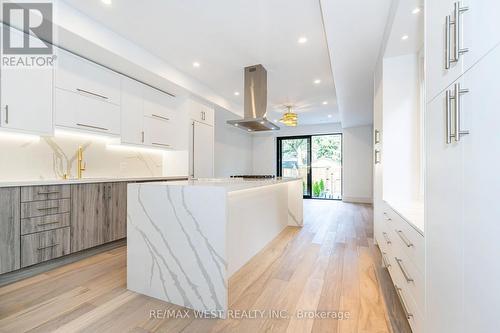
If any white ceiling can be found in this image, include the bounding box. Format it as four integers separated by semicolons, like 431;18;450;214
61;0;339;126
384;0;424;58
320;0;392;127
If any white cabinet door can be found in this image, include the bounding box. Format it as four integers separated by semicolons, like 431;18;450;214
55;48;121;106
425;87;465;333
461;44;500;333
143;86;176;120
143;117;174;149
426;0;500;103
192;121;214;178
55;88;120;135
121;77;144;145
189;100;214;126
0;27;53;135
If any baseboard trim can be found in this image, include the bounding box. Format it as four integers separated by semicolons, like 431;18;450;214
342;196;373;204
0;239;126;287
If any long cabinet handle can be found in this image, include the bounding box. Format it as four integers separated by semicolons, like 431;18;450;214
381;252;391;268
446;89;452;144
76;88;108;100
151;142;171;148
37;221;60;227
395;285;413;319
5;104;8;124
38;191;60;195
191;122;195;178
445;15;452;69
37;206;59;211
151;114;170;121
76;123;109;131
37;243;60;251
453;2;469;61
396;230;413;248
395;257;414;282
382;232;392;245
453;83;469;142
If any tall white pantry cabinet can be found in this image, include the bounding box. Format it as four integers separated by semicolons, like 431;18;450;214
425;1;500;332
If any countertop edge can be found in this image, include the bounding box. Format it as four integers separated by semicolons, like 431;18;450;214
0;176;189;188
384;199;424;236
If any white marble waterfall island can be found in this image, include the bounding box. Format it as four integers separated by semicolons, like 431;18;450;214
127;178;303;315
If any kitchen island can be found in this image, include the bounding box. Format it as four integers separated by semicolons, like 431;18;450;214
127;178;303;316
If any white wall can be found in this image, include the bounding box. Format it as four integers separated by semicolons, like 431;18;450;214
382;54;421;202
342;125;374;203
214;108;254;177
252;123;343;176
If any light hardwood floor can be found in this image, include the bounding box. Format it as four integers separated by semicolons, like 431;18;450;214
0;200;411;333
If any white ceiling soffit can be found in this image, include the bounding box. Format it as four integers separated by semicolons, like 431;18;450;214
384;0;424;58
320;0;392;128
60;0;338;126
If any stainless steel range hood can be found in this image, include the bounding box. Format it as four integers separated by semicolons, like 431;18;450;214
227;65;280;131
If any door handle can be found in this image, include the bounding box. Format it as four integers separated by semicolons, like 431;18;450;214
446;83;469;143
76;88;108;100
395;285;413;319
395;257;414;282
4;104;9;124
445;2;469;69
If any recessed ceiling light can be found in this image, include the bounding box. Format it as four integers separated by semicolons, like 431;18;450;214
247;129;252;132
234;91;240;96
401;35;409;41
192;62;200;68
322;101;328;105
412;7;421;14
274;119;278;122
314;79;321;84
101;0;112;5
328;114;333;118
298;36;308;44
260;121;265;124
234;123;239;127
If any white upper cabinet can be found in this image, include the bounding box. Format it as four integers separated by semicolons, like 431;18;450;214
55;48;121;105
143;87;176;121
0;26;53;135
121;77;144;145
191;120;214;178
143;116;175;149
426;0;500;103
189;100;214;126
54;48;121;135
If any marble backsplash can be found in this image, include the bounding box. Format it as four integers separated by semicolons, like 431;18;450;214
0;133;164;181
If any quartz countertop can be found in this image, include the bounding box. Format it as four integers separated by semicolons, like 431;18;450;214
0;176;188;188
384;199;424;235
134;177;302;193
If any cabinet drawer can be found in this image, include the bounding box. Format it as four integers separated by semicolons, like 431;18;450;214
21;199;71;219
383;205;424;273
21;185;71;202
21;227;70;267
143;86;176;120
392;252;424;313
144;116;175;149
21;213;70;235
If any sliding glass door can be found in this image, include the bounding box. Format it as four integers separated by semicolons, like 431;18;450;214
277;136;311;197
277;134;342;200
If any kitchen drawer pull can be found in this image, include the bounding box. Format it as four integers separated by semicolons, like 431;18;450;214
152;142;171;148
395;285;413;319
382;232;392;245
37;221;60;227
152;114;170;121
37;206;59;211
5;104;8;124
396;230;413;247
382;252;391;268
395;257;414;282
37;243;60;251
37;191;60;195
76;123;109;131
76;88;108;100
383;213;392;222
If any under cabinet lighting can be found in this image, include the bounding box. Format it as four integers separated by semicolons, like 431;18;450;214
54;128;119;143
0;131;40;142
106;144;169;154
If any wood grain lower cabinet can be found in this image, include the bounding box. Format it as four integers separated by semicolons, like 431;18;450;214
0;188;20;274
21;227;70;267
71;182;127;253
71;183;106;252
